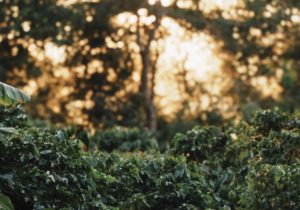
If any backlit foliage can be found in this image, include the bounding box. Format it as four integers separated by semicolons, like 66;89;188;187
1;104;299;209
1;0;300;129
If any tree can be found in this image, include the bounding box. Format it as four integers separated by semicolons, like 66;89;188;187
2;0;300;130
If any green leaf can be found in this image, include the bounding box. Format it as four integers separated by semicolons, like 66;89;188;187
0;128;17;135
0;82;30;106
0;173;14;182
274;166;285;183
0;193;14;210
174;165;185;178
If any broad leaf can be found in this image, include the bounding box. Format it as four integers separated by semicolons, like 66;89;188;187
0;193;14;210
0;127;17;135
0;82;30;106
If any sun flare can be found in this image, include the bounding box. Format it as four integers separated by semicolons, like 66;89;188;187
24;0;241;125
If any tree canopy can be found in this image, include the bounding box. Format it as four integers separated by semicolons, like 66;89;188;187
1;0;300;131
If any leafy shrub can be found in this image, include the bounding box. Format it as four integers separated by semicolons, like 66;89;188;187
0;128;106;210
171;126;228;162
224;110;300;209
247;110;300;164
236;110;300;209
170;110;300;210
92;127;158;152
252;109;288;134
92;153;217;210
0;105;28;128
1;108;299;210
254;129;300;164
0;126;219;210
240;163;300;210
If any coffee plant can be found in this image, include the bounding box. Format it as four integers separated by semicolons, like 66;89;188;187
0;128;106;209
91;128;158;152
0;87;299;210
171;126;228;162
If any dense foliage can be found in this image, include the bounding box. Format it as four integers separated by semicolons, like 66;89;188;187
91;127;158;152
171;126;228;162
2;0;300;208
0;106;299;210
0;128;105;209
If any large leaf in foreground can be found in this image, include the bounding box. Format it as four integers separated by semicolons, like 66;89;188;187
0;193;14;210
0;82;30;106
0;127;17;135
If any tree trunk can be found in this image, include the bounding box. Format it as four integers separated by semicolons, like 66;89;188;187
137;6;162;132
140;47;156;131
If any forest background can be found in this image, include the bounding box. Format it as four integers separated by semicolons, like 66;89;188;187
2;0;300;141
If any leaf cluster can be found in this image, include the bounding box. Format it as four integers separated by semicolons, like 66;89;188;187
0;109;299;210
91;128;158;152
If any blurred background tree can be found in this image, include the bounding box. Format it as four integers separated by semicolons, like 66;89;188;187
1;0;300;139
